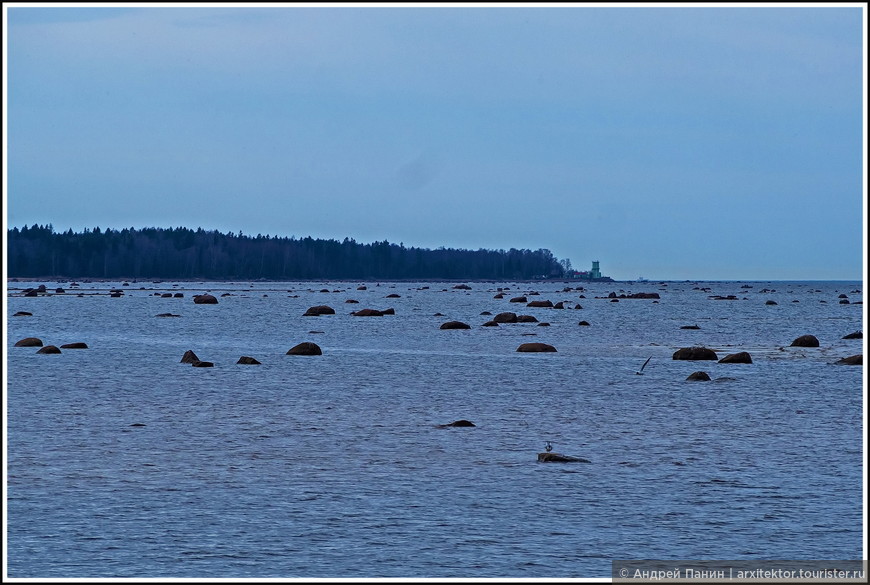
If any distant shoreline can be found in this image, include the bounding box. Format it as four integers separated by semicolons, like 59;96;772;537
5;276;863;285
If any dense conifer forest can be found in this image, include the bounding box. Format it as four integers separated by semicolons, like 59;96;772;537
7;225;570;280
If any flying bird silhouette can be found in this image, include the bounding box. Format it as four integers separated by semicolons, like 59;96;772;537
636;356;652;375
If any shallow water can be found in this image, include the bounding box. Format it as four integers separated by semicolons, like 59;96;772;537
5;279;865;578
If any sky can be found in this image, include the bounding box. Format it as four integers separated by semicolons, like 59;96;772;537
3;2;866;281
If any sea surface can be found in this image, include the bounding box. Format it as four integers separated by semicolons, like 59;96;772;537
5;279;865;579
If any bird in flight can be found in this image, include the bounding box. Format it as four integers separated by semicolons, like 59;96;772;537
636;356;652;375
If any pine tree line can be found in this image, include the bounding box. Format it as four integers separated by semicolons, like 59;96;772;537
7;225;569;280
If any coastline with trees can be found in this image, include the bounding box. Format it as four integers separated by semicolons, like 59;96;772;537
7;225;570;281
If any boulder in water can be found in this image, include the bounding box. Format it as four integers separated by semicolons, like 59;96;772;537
790;334;819;347
193;294;218;304
517;342;557;352
493;312;518;323
237;356;262;365
287;342;322;355
527;300;553;308
14;337;43;347
440;321;471;330
686;371;711;381
537;453;590;463
352;308;384;316
303;305;335;316
719;351;752;364
180;350;200;364
437;419;476;428
60;342;88;349
673;347;718;360
36;345;62;354
834;355;862;365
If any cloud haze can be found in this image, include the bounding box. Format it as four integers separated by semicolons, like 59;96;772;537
4;3;865;280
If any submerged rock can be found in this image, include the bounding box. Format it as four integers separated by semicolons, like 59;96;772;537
303;305;335;316
537;453;590;463
719;351;752;364
352;308;384;316
191;360;214;367
790;334;820;347
193;294;218;304
673;347;718;361
437;419;476;428
36;345;62;354
842;331;862;339
60;342;88;349
440;321;471;330
517;342;557;352
527;300;553;308
686;371;711;381
14;337;43;347
493;312;518;323
834;355;862;365
287;342;322;355
237;356;262;365
13;311;32;317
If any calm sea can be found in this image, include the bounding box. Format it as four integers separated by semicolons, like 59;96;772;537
5;279;865;579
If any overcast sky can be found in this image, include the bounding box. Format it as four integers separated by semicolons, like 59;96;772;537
4;3;866;280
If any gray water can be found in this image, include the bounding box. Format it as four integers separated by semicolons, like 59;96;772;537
5;279;865;578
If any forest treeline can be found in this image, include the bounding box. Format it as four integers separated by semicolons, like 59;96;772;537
7;225;571;280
